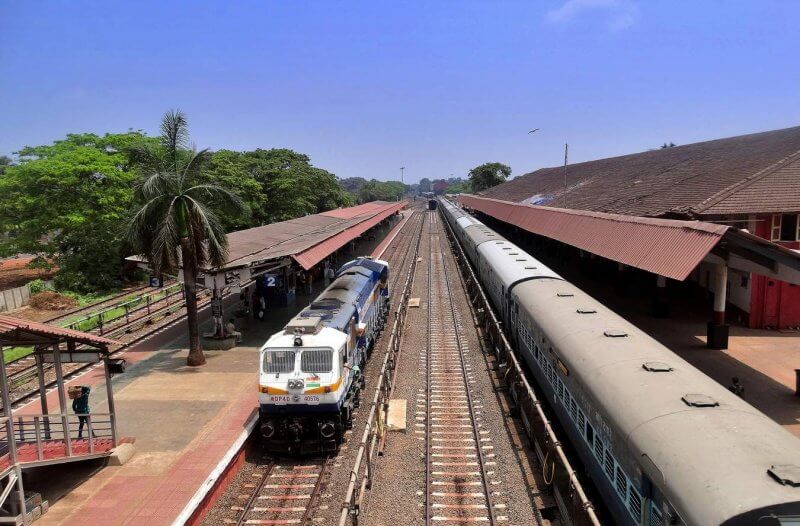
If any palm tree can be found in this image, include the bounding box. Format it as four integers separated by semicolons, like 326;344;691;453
126;110;241;366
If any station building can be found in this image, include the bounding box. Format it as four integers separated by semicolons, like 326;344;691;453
479;125;800;330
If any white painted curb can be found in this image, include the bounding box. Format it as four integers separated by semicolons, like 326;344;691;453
171;410;260;526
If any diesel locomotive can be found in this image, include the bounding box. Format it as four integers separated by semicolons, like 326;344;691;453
258;257;389;455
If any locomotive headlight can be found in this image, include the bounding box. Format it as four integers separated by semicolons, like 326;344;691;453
320;421;336;439
261;420;276;439
287;379;304;390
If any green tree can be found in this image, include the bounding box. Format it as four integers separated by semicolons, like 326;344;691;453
468;162;511;192
418;177;432;194
126;110;242;366
202;150;265;230
241;149;352;223
338;177;368;193
0;132;154;291
356;180;408;203
0;155;12;175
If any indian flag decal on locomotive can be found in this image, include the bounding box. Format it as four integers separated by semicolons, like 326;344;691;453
258;257;390;455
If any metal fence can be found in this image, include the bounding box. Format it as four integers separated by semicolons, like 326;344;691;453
440;208;601;526
338;213;424;526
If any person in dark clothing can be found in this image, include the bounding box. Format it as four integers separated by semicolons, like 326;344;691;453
72;386;94;438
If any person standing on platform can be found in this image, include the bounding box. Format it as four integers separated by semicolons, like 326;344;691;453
325;263;335;286
72;386;94;438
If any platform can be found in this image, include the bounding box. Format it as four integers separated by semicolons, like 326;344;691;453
32;223;398;526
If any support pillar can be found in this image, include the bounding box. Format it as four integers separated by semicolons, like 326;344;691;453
35;353;50;439
103;356;118;447
53;343;72;456
0;346;27;523
652;275;670;318
707;264;729;349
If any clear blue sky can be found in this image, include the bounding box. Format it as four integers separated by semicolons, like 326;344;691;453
1;1;799;183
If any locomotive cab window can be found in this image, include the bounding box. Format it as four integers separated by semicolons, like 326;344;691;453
301;348;334;373
263;350;296;374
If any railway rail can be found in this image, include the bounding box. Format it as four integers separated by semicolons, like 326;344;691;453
202;207;426;526
230;456;332;526
424;212;498;525
6;285;213;409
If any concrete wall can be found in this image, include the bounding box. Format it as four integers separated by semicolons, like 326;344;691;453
0;280;54;312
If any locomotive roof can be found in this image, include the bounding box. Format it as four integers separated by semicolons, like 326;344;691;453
290;259;384;333
513;277;800;524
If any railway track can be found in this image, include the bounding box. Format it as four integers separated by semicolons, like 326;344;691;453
203;206;427;526
229;456;332;525
5;285;186;380
424;212;499;525
6;286;213;409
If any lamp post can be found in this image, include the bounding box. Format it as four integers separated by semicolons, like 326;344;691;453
400;166;405;185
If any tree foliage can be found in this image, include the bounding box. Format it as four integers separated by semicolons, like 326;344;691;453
355;179;408;203
468;162;511;192
126;110;242;366
0;119;355;296
418;177;432;193
0;132;155;291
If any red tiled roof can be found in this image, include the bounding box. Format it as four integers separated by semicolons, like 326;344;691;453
0;315;116;348
294;201;406;269
459;194;727;280
481;126;800;217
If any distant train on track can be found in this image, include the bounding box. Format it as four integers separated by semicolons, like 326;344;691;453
439;197;800;526
259;257;390;455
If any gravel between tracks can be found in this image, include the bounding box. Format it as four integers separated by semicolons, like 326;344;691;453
202;207;426;526
362;212;548;526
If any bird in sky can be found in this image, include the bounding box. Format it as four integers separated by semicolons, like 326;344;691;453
528;128;540;134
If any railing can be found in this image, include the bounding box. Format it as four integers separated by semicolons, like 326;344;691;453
440;205;601;526
67;283;183;334
0;413;115;463
338;211;425;526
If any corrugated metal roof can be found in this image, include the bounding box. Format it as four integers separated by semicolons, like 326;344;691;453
459;195;727;281
480;125;800;217
294;202;405;269
320;202;395;219
0;315;116;348
196;201;404;272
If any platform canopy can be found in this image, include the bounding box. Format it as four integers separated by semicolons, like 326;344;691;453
459;194;800;283
0;315;116;349
127;200;406;276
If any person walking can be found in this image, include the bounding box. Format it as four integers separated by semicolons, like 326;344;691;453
324;263;336;286
72;386;94;438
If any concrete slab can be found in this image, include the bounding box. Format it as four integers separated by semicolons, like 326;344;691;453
386;399;407;432
108;443;136;467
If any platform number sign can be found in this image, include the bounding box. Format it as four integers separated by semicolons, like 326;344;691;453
263;274;281;287
149;276;163;288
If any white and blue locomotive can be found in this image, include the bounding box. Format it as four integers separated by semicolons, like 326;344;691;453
258;257;389;454
440;197;800;526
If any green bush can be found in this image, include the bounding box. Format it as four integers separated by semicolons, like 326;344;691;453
28;279;52;294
